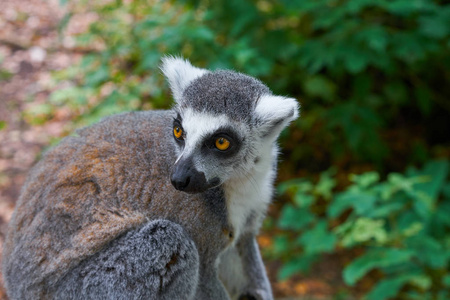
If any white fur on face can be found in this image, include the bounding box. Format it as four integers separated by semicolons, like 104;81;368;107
223;143;277;240
176;108;248;182
178;106;288;240
160;56;209;102
178;108;231;158
219;95;299;240
177;107;276;240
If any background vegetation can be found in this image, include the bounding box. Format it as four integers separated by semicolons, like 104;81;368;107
26;0;450;299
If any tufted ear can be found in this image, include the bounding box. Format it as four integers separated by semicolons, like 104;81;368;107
160;56;209;103
255;94;300;141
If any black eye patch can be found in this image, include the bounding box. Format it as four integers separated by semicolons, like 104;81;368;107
173;113;183;125
202;126;242;158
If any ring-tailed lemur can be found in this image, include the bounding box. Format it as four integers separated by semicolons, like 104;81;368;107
2;57;299;300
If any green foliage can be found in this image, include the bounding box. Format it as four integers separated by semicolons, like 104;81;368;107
275;160;450;299
0;69;13;81
49;0;223;126
41;0;448;165
0;54;13;82
343;248;415;286
0;120;7;130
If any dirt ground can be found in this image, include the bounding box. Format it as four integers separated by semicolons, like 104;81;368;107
0;0;82;297
0;1;341;299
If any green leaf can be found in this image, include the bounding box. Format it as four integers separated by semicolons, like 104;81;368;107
303;75;337;102
406;160;450;219
343;248;414;285
278;204;315;230
314;170;336;200
366;274;422;300
29;103;53;115
57;12;72;35
328;193;353;218
328;192;355;218
367;201;405;218
85;65;110;87
386;173;416;195
50;87;89;106
277;179;311;195
293;192;315;207
278;254;318;280
363;26;388;52
328;191;377;218
419;14;450;39
413;160;449;202
407;235;450;269
298;220;337;254
272;235;290;255
0;120;6;130
343;45;369;73
349;172;380;188
353;193;378;215
438;291;450;300
0;68;13;81
442;183;450;199
443;274;450;287
336;218;387;247
401;222;423;238
136;52;161;72
189;27;215;41
409;274;432;290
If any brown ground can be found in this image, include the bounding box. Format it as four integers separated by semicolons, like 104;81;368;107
0;1;342;299
0;0;82;297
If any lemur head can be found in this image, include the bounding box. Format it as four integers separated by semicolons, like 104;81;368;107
161;57;299;194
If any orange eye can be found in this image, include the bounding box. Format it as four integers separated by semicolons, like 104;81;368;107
215;137;230;151
173;126;183;139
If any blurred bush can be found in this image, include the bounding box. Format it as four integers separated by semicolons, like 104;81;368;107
275;159;450;299
35;0;450;298
46;0;450;168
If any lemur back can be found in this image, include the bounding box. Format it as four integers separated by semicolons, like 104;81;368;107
3;58;299;300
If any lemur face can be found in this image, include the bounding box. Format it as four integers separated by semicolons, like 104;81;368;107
170;107;252;193
161;57;299;194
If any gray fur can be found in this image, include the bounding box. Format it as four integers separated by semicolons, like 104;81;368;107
180;70;271;122
236;234;273;299
218;234;272;300
219;246;247;298
3;58;298;300
3;111;232;299
54;220;199;300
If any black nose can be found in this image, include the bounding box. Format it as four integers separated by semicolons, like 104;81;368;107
170;156;209;194
171;173;191;191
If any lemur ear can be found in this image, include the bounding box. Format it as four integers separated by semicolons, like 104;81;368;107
161;56;209;103
255;94;300;140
